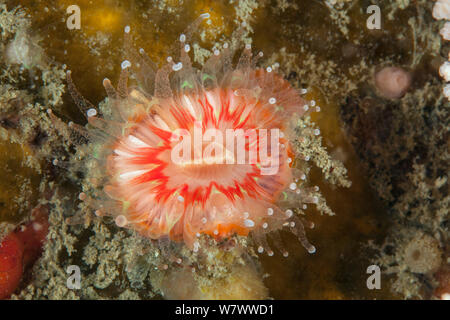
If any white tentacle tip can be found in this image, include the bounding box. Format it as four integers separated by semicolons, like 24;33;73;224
87;108;97;117
172;62;183;71
244;219;255;228
308;246;316;254
121;60;131;69
115;215;128;227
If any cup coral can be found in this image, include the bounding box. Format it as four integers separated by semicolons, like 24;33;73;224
52;15;348;259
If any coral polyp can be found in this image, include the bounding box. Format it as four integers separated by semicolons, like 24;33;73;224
1;0;448;301
59;18;342;258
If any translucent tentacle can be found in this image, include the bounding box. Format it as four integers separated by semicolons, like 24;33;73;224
66;70;97;119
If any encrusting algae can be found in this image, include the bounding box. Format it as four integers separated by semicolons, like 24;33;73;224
0;0;447;300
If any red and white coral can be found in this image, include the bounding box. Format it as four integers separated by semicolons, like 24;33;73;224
61;18;336;257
